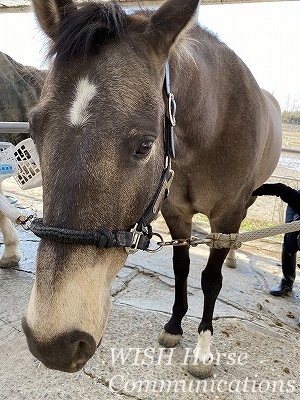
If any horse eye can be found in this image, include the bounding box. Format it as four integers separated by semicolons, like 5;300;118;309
135;140;154;156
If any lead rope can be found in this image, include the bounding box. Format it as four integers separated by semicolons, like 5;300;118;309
155;220;300;250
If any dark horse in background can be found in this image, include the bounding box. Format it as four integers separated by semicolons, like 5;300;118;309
22;0;282;377
0;52;46;268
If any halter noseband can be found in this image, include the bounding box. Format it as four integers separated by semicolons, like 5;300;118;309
30;61;176;254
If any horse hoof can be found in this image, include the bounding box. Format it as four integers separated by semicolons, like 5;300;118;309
158;329;182;348
225;249;237;268
225;257;237;269
188;360;213;379
0;255;20;268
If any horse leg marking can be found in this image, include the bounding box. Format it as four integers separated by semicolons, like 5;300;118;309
189;331;213;378
193;330;212;365
188;248;227;378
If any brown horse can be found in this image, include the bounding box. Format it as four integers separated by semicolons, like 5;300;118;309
22;0;282;377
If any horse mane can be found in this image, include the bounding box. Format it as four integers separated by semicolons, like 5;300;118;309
49;1;212;69
50;2;127;66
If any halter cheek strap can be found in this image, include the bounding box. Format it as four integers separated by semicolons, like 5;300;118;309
164;60;176;159
30;61;176;254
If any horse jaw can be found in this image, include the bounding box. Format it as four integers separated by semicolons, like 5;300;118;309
22;245;127;372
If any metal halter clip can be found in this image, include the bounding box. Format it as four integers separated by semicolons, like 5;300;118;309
125;223;144;255
145;232;164;253
19;214;34;230
157;238;190;247
168;93;176;127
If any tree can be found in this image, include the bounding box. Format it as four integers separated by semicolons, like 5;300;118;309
282;110;300;125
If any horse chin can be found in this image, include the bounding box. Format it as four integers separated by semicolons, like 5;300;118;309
42;360;87;373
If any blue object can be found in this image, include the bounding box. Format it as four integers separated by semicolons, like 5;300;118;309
0;164;14;174
5;195;18;204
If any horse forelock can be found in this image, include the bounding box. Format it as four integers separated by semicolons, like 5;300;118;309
50;2;127;66
49;2;201;68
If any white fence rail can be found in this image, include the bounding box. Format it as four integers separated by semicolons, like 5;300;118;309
0;122;29;134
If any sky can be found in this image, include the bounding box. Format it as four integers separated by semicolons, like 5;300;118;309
0;1;299;110
198;1;300;111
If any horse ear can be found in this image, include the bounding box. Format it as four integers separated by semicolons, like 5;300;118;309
32;0;76;38
148;0;199;56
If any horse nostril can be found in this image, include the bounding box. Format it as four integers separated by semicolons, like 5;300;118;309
68;340;96;370
45;331;96;371
72;337;96;362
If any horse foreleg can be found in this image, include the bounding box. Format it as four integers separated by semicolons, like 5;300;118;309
0;210;21;268
159;245;190;347
189;247;228;378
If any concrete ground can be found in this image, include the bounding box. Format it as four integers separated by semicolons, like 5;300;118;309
0;178;299;400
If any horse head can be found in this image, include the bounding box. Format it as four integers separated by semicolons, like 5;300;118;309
22;0;199;372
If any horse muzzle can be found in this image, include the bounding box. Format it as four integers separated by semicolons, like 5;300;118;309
22;316;97;372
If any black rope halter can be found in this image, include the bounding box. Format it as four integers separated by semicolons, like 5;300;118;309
30;61;176;254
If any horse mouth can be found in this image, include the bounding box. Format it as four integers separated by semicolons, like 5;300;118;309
22;316;97;372
42;359;87;373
